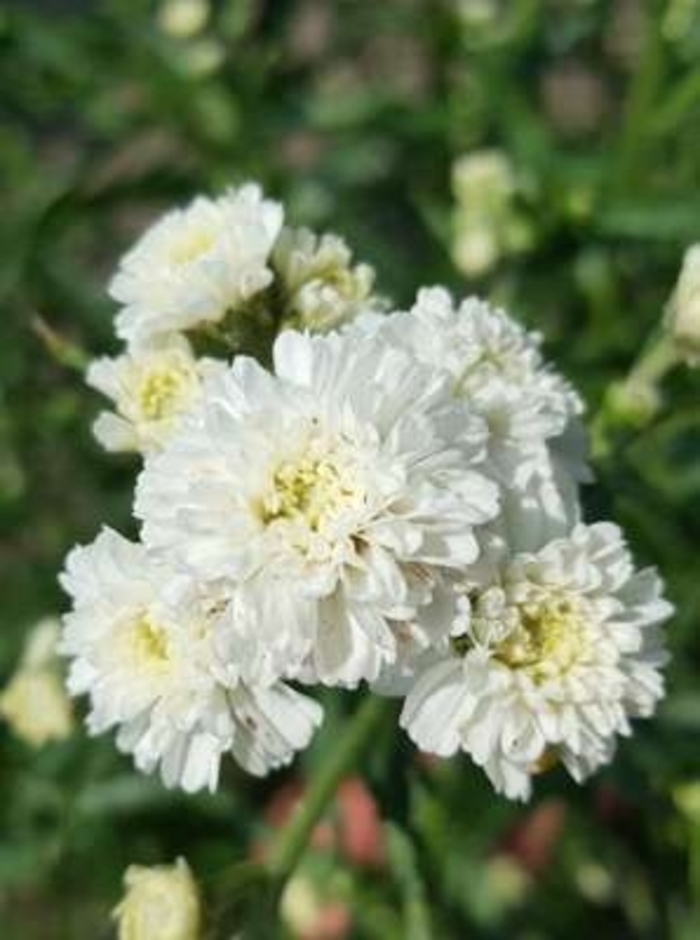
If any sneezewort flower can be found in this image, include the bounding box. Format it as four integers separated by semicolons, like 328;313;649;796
401;515;672;800
111;184;283;346
135;327;499;688
351;287;589;529
87;336;224;454
60;529;322;791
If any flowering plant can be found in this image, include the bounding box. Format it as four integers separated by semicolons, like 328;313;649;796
51;186;674;933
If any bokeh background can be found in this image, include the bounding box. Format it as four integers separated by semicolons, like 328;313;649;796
2;1;700;937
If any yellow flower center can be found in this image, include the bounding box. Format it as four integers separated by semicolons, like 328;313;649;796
128;614;170;669
261;452;363;533
170;229;215;265
137;367;192;422
495;592;590;683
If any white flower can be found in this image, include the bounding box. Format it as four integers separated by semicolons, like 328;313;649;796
87;336;224;455
111;185;283;345
273;226;381;331
667;243;700;366
135;328;499;688
355;287;588;516
0;617;74;747
114;857;201;940
60;529;322;791
401;518;672;800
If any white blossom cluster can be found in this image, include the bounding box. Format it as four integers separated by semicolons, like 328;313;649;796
61;184;672;800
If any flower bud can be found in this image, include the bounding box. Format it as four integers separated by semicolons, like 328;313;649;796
114;858;202;940
0;669;73;747
0;617;73;747
667;244;700;366
274;227;382;332
605;378;661;428
450;150;531;277
158;0;209;39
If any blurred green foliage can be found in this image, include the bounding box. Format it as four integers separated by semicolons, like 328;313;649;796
1;0;700;937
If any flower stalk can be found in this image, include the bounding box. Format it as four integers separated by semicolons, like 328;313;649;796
593;329;679;456
266;695;391;884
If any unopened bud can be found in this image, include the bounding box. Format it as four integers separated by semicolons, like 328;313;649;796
114;858;202;940
667;244;700;366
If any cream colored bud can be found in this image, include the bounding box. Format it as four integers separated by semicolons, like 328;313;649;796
158;0;209;39
0;668;73;747
667;244;700;366
484;856;530;909
450;150;527;277
114;858;202;940
280;876;322;937
455;0;499;27
452;150;515;208
0;616;73;747
452;222;500;277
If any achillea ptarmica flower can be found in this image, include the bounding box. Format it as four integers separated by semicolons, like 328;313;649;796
114;857;201;940
111;184;283;345
356;287;588;519
273;226;381;332
401;519;672;800
667;243;700;366
0;617;74;747
135;328;499;687
87;336;224;455
60;529;322;791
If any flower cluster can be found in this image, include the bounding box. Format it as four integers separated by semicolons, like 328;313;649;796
60;183;672;800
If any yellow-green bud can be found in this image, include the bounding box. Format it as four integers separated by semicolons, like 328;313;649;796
114;859;202;940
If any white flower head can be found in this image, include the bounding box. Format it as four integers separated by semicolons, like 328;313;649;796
135;328;499;688
355;288;588;510
114;857;201;940
87;336;224;455
60;529;322;791
111;184;283;345
273;226;382;332
401;518;672;800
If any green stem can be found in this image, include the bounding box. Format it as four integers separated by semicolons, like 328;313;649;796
592;330;679;457
266;695;391;883
31;314;89;373
387;823;433;940
625;329;679;391
690;823;700;904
